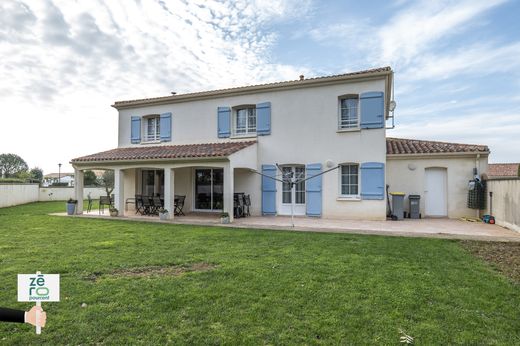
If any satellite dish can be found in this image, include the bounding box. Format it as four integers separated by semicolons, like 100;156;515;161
325;160;335;168
389;100;397;112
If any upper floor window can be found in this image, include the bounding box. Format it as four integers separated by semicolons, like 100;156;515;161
339;95;359;129
234;107;256;135
144;115;160;142
340;163;359;197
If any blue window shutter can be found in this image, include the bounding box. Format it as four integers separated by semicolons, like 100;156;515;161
306;163;322;217
131;116;141;144
160;112;172;142
261;164;276;215
360;91;384;129
256;102;271;135
217;107;231;138
360;162;385;200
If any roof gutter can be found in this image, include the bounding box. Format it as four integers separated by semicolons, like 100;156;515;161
71;156;230;167
112;70;393;110
387;151;490;159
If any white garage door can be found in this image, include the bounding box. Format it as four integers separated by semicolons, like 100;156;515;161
424;167;448;217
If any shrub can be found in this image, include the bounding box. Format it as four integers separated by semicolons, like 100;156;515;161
0;178;27;184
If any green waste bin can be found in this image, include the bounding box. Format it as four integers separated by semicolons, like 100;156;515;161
390;192;405;220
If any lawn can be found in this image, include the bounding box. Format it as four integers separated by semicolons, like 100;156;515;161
0;202;518;345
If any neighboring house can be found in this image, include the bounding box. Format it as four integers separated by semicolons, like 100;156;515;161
42;173;75;187
487;163;519;179
71;66;489;221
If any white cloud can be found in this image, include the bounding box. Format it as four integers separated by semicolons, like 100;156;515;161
377;0;508;66
390;111;520;162
0;0;312;172
401;42;520;80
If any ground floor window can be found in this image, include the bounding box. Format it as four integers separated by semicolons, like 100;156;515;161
340;163;359;196
194;168;223;211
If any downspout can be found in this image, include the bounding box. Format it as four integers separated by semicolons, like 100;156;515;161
475;153;480;218
386;73;396;129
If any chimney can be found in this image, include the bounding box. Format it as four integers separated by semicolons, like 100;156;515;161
299;75;304;81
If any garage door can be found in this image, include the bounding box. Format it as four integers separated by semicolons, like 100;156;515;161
425;167;448;217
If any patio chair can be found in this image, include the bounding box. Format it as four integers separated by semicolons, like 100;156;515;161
152;196;163;215
174;195;186;216
234;193;245;218
135;195;145;215
99;195;111;214
142;196;153;215
244;194;251;217
87;194;93;213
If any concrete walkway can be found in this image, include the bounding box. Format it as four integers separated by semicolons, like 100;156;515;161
234;216;520;242
52;211;520;242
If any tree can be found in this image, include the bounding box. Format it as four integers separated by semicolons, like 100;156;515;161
0;153;28;178
83;170;98;186
30;167;44;182
97;170;114;196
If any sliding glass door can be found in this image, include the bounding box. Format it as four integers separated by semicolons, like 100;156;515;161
194;168;223;211
141;170;164;197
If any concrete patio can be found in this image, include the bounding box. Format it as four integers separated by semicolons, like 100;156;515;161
53;209;520;242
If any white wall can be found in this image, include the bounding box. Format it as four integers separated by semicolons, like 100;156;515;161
116;78;388;219
234;168;261;216
0;184;39;208
38;187;108;201
486;179;520;232
387;155;488;218
0;185;107;208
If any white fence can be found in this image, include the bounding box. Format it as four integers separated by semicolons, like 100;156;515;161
0;184;40;208
486;178;520;232
0;185;107;208
38;187;107;202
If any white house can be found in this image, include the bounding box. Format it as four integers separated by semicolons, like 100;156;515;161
71;67;489;221
42;173;75;187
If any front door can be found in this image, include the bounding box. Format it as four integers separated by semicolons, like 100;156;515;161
194;168;223;211
279;166;306;215
424;167;448;217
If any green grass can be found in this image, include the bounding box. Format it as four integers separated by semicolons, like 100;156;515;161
0;202;519;345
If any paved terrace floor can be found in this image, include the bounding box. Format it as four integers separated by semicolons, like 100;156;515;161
51;210;520;242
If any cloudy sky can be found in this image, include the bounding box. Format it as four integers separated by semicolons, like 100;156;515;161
1;0;519;174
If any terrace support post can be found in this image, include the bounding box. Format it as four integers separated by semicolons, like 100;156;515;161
224;164;234;222
163;168;175;220
74;168;84;215
114;169;125;216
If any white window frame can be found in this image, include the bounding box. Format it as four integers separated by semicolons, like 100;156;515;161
142;115;161;142
338;95;360;130
338;163;360;199
233;106;257;136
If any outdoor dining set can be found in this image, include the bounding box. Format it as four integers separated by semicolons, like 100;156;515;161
90;194;185;216
133;195;186;216
89;192;250;219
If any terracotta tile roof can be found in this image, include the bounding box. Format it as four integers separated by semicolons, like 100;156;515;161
386;137;489;155
113;67;392;108
488;163;520;177
71;141;256;163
